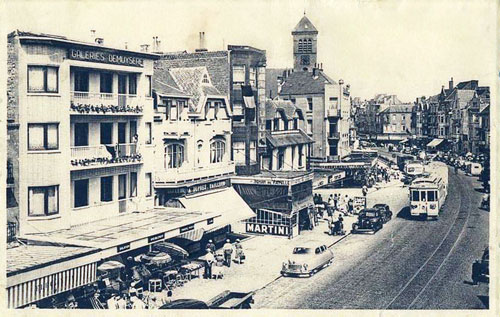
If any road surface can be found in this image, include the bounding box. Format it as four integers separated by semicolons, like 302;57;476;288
253;169;489;309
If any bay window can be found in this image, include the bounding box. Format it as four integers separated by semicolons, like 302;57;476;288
28;66;58;93
28;185;59;216
28;123;59;151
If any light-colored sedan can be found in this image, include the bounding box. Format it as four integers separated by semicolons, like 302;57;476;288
281;244;334;277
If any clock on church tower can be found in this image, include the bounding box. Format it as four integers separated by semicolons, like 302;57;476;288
301;55;310;66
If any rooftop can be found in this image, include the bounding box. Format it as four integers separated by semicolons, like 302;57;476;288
279;70;336;95
266;129;314;148
292;15;318;34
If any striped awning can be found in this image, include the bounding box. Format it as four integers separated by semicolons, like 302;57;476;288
7;262;97;308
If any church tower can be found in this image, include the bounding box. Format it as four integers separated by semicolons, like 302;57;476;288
292;14;318;71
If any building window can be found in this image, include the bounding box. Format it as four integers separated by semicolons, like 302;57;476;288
146;75;152;97
266;120;272;131
28;66;58;93
278;148;285;170
28;185;59;216
165;143;184;169
74;179;89;208
130;172;137;197
145;122;152;144
74;123;89;146
298;145;304;167
233;65;245;84
28;123;59;151
306;39;312;52
273;117;280;131
298;39;303;53
307;120;313;134
129;74;137;95
307;97;313;111
100;73;113;93
74;70;89;92
249;67;256;87
100;176;113;202
145;173;152;197
293;118;298;130
202;74;210;84
210;140;226;163
118;174;127;200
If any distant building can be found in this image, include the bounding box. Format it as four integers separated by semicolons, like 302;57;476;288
378;104;415;142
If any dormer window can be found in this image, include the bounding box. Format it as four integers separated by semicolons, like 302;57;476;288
202;73;210;84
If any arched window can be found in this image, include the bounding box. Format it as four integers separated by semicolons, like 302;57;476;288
165;143;184;169
306;39;312;52
298;39;303;53
210;140;226;163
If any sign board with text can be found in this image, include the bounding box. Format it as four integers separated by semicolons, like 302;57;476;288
245;223;290;237
69;48;145;67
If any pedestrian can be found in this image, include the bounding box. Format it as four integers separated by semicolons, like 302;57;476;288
107;293;119;309
362;185;368;197
223;239;233;267
117;294;127;309
234;239;245;264
348;198;354;215
131;294;145;309
204;248;215;279
333;194;339;209
205;239;216;253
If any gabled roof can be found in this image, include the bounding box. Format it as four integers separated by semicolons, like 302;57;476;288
265;99;303;121
168;66;226;113
279;70;335;95
379;104;415;113
266;129;314;148
153;74;190;98
292;15;318;34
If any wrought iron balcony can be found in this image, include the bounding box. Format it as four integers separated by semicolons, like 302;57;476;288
70;92;144;115
70;143;142;169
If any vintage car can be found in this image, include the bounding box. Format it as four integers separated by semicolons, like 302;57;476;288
372;203;393;223
352;208;384;233
472;248;489;285
281;244;334;277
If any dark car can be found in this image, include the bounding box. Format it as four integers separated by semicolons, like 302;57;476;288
372;204;393;223
472;248;489;285
352;208;384;233
160;299;209;309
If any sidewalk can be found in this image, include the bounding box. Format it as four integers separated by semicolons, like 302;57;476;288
167;180;406;303
168;216;357;302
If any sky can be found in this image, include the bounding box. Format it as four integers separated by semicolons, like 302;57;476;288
4;0;497;102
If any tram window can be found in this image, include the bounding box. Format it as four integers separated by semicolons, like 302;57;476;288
421;191;427;202
427;190;436;202
412;190;420;201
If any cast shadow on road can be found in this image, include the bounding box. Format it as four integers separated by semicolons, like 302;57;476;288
396;206;430;222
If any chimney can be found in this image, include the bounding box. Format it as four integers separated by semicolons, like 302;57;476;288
152;36;162;53
90;29;96;41
140;44;149;52
449;77;454;90
195;31;208;52
95;37;104;45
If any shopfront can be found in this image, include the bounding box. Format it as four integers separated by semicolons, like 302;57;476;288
232;171;315;238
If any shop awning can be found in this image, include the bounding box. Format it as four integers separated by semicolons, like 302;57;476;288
266;130;314;148
178;187;255;231
427;138;444;148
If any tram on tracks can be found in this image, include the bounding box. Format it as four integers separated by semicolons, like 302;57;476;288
404;160;424;176
409;161;448;219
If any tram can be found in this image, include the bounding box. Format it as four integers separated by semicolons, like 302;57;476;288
404;160;424;176
409;162;448;219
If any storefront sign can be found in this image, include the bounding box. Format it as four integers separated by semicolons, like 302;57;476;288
353;196;367;214
69;48;145;67
179;223;195;233
246;223;290;236
187;179;230;195
233;173;314;186
148;233;165;243
117;243;131;253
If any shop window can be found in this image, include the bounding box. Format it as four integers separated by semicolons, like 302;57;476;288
28;185;59;216
74;179;89;208
130;172;137;197
74;70;89;92
118;174;127;200
145;173;152;197
100;176;113;202
145;122;152;144
129;74;137;95
165;143;184;169
100;73;113;93
28;123;59;151
210;139;226;163
28;66;58;93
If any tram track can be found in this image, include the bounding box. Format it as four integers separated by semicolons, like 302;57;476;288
384;173;472;309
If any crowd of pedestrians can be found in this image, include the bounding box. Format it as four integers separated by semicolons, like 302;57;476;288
203;239;245;280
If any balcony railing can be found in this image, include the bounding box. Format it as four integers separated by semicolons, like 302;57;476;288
155;161;235;186
328;132;340;139
70;92;144;115
70;143;141;169
327;108;341;118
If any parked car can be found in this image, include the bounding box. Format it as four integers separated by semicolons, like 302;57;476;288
352;208;384;233
472;248;489;285
281;243;334;277
372;204;393;223
159;290;254;309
